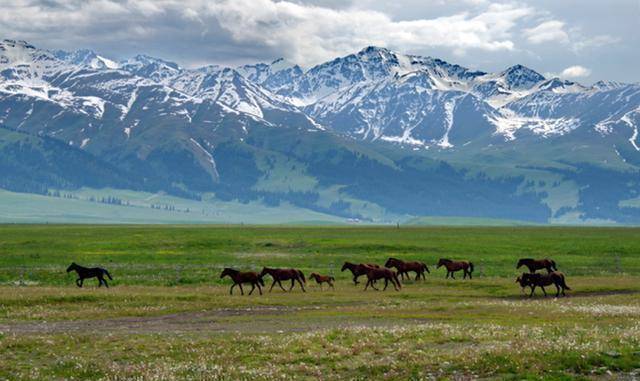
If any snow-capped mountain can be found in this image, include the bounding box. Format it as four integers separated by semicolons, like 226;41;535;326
2;39;640;224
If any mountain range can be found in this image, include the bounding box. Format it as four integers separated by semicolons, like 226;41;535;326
1;39;639;224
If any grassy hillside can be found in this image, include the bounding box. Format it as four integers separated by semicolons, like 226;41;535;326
0;188;345;224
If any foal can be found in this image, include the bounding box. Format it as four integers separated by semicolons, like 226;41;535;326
364;267;401;291
260;267;306;292
437;259;474;279
220;268;264;295
66;262;113;288
309;273;335;290
341;262;380;285
384;257;429;281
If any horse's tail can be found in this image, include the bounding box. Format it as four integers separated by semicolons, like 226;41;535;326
551;260;558;271
422;263;430;273
298;270;306;283
103;269;113;280
558;273;570;290
468;262;474;274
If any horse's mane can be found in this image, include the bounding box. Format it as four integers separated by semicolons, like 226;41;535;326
223;267;239;273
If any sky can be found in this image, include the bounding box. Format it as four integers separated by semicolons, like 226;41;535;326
1;0;638;83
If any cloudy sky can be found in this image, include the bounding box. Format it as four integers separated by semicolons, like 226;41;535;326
1;0;638;83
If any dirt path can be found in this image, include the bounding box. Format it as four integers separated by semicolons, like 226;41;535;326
0;306;424;335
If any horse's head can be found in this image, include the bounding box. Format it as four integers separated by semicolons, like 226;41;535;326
516;259;525;269
436;259;448;268
384;258;397;268
341;262;351;272
310;272;318;280
220;268;233;279
260;267;269;277
66;262;76;273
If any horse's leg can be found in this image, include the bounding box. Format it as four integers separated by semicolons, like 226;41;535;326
383;278;389;291
249;283;255;295
102;277;109;288
353;274;359;285
370;279;379;291
239;284;245;296
289;279;295;291
529;285;536;297
277;280;287;292
269;280;276;292
468;269;472;280
257;283;263;295
230;283;236;295
76;278;82;287
415;271;420;281
364;279;370;291
541;286;547;297
555;284;560;297
451;271;456;280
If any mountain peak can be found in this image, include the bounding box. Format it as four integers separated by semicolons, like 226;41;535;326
499;64;545;89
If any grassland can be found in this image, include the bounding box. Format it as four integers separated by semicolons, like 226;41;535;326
1;225;640;380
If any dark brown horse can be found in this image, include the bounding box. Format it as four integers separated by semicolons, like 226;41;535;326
309;273;335;290
517;258;557;274
437;258;474;279
516;272;570;297
260;267;306;292
364;267;401;291
220;268;264;295
341;262;380;285
384;257;429;281
66;262;113;288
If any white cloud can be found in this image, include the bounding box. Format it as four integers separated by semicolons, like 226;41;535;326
560;65;591;78
0;0;535;67
523;20;569;44
203;0;536;66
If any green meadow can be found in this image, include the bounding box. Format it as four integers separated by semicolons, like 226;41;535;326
1;225;640;380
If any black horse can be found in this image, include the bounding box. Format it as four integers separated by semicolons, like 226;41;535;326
66;262;113;288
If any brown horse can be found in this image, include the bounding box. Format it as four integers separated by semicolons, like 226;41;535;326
384;257;429;281
364;267;401;291
220;268;264;295
516;272;570;297
67;262;113;288
517;258;557;274
309;273;335;290
260;267;306;292
437;258;474;279
341;262;380;285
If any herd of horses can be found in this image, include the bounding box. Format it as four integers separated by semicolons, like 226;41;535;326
66;257;570;297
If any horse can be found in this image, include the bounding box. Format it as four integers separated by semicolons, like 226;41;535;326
260;267;306;292
309;273;335;290
516;272;570;297
364;267;401;291
66;262;113;288
517;258;557;274
220;268;264;295
341;262;380;285
436;258;474;279
384;257;429;281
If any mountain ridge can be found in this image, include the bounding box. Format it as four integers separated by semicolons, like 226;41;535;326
1;39;639;224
